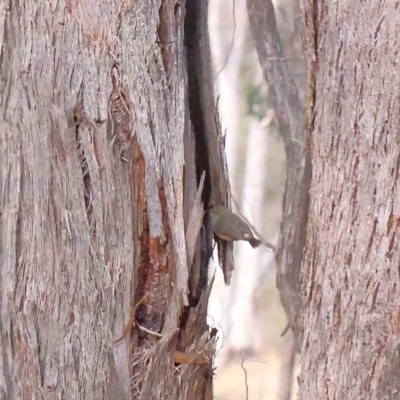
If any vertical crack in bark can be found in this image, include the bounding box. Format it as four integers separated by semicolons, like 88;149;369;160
186;221;212;307
13;157;23;307
183;0;214;302
107;59;171;396
129;135;148;398
128;135;171;397
73;100;94;234
108;1;221;397
184;1;211;206
185;0;234;285
109;62;133;160
142;180;169;335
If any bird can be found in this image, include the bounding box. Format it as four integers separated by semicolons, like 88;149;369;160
209;205;261;248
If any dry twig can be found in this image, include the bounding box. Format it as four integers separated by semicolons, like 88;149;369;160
112;293;149;344
215;0;237;78
241;351;249;400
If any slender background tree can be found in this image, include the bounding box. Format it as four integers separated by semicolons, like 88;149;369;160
209;0;305;398
246;0;310;350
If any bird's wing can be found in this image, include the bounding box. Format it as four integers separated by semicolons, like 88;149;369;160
233;218;253;237
214;216;245;241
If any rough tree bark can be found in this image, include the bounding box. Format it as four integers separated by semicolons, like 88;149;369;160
300;0;400;398
0;1;230;399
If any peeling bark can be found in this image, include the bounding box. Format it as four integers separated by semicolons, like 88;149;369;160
185;0;235;285
0;0;229;399
300;0;400;398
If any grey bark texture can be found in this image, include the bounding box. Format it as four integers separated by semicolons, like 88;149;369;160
0;0;230;399
246;0;310;349
300;0;400;398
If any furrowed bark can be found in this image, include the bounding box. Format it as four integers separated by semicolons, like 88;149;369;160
300;0;400;397
0;0;229;398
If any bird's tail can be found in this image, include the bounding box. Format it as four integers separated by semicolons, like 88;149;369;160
248;237;261;248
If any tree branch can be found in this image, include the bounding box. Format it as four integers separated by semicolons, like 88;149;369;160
241;352;249;400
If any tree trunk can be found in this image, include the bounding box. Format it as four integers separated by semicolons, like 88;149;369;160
300;0;400;398
0;1;229;399
246;0;310;349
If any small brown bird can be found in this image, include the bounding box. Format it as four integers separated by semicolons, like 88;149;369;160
209;205;261;248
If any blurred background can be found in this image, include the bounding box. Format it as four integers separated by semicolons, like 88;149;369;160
207;0;306;398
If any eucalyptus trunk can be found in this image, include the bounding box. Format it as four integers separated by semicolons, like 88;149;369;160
300;0;400;397
0;1;230;399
